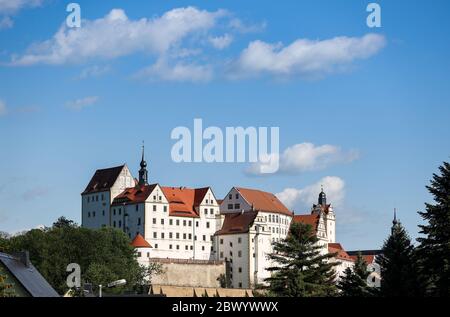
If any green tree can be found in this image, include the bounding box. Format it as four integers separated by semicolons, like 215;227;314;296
0;274;15;297
8;218;145;295
377;220;422;297
0;231;10;253
416;161;450;297
337;253;373;297
265;222;338;297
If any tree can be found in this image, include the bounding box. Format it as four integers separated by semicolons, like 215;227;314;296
52;216;78;229
377;220;422;297
337;253;372;297
0;274;15;297
7;219;145;295
265;222;338;297
417;161;450;297
0;231;10;253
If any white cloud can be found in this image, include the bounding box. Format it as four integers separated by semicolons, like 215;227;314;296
276;176;345;212
247;142;359;175
135;58;213;82
79;65;111;79
10;7;227;65
209;34;233;50
65;96;99;111
228;18;266;33
0;99;7;116
0;15;13;29
231;33;386;79
0;0;43;14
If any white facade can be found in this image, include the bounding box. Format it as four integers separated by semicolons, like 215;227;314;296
81;165;134;229
215;187;293;288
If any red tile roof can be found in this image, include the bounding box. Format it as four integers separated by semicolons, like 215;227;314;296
235;187;293;216
112;184;158;205
292;214;320;233
328;243;354;262
349;254;375;264
215;211;258;236
161;186;211;218
82;165;125;194
131;234;152;248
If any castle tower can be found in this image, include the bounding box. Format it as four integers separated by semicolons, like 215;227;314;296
138;142;148;186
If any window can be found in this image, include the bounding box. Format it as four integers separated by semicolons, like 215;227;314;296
101;194;104;201
163;206;167;212
169;219;173;225
118;209;121;216
194;236;197;241
185;245;188;250
176;245;180;250
169;232;173;239
234;203;240;209
147;252;150;258
236;194;239;199
202;235;206;241
138;218;141;225
220;239;223;244
137;252;141;257
113;209;116;216
238;267;242;273
228;204;233;210
228;194;232;199
220;252;224;258
239;282;242;288
153;196;156;200
87;197;90;203
155;244;158;249
113;221;116;227
204;208;208;215
188;234;192;240
93;212;96;217
206;199;209;204
176;220;180;226
202;246;205;251
206;222;210;229
230;251;233;256
161;219;164;225
189;221;192;227
183;233;186;240
210;208;214;215
176;233;180;239
153;218;156;224
118;220;121;227
161;233;165;239
183;220;186;226
96;195;98;201
238;251;242;258
190;246;193;250
238;237;242;244
159;196;162;201
229;242;233;247
102;210;105;216
135;205;139;211
169;245;173;249
153;205;157;212
153;232;157;239
210;236;214;241
196;221;199;227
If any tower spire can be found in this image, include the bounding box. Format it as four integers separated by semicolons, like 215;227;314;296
138;141;148;186
391;208;399;234
318;186;326;206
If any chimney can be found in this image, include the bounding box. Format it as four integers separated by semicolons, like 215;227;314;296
14;251;31;268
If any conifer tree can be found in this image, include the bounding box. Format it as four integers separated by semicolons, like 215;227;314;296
377;218;421;297
417;161;450;297
265;222;338;297
337;252;372;297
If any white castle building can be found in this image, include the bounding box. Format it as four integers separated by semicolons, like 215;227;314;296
81;147;369;289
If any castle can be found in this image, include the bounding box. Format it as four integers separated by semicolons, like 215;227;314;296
81;147;374;289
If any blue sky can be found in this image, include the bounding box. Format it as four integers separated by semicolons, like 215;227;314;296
0;0;449;250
